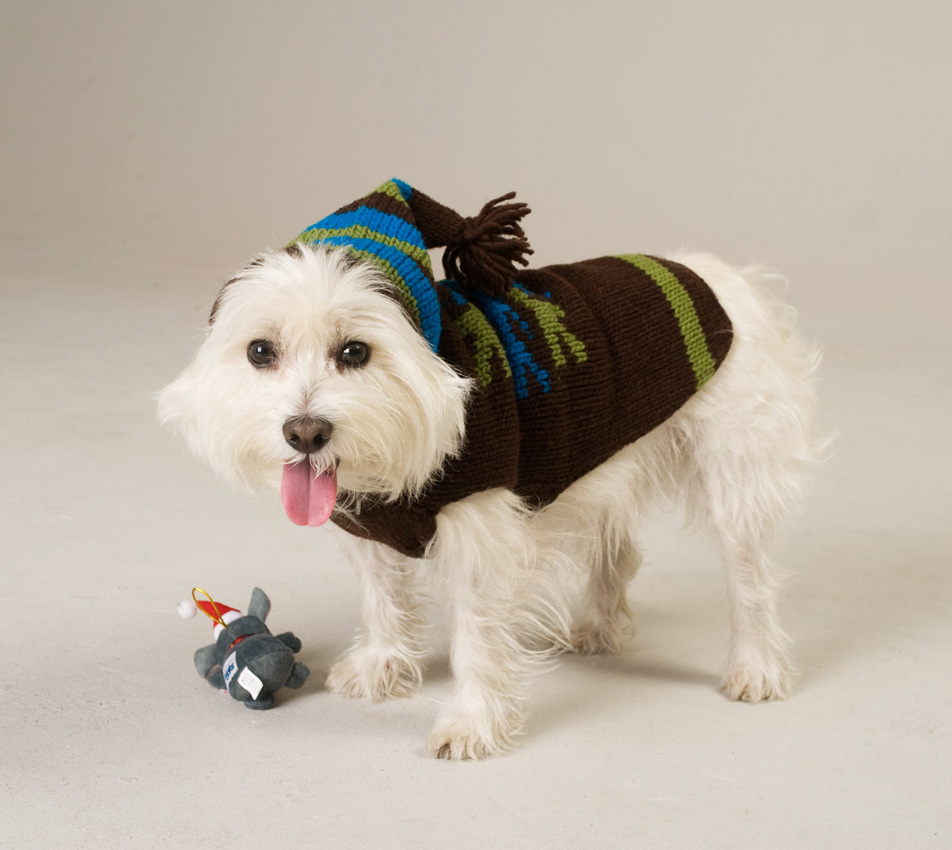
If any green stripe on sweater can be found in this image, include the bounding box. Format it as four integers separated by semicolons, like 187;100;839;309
510;286;588;368
616;255;717;388
452;304;512;387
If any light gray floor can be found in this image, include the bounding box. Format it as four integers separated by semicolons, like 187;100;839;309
1;237;949;848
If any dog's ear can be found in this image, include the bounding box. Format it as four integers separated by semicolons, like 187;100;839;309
209;277;237;325
283;242;305;260
208;255;268;325
334;247;370;274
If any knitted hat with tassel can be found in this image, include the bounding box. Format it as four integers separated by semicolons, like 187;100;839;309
289;178;533;351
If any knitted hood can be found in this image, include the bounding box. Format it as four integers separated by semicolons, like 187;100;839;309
289;178;533;351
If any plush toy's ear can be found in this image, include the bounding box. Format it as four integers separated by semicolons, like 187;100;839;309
247;587;271;622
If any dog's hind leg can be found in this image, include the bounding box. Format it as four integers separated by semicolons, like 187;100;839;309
542;447;660;657
571;532;642;655
689;371;805;702
705;477;796;702
670;252;821;701
326;537;427;701
688;362;812;702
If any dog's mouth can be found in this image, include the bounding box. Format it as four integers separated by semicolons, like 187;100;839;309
280;460;338;527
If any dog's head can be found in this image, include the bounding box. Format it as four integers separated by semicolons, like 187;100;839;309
158;244;471;526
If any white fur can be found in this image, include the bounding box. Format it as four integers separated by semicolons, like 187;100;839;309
159;244;821;758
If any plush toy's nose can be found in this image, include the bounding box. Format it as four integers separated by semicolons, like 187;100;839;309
283;416;333;454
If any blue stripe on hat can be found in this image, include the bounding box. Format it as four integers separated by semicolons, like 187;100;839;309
292;178;441;351
318;235;442;351
391;178;412;200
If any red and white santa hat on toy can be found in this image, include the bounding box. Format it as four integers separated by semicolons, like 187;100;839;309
178;588;242;638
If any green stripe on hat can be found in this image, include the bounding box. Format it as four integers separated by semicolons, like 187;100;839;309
290;178;444;351
616;254;717;388
299;225;432;268
343;247;422;326
374;179;410;204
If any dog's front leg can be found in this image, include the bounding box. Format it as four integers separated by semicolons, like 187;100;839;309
426;489;565;760
326;537;427;701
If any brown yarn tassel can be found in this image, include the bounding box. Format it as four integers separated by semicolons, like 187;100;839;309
442;192;534;296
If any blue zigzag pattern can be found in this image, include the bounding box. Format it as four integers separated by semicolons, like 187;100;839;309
442;281;550;399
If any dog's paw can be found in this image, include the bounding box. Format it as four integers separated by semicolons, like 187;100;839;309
721;654;794;702
426;694;522;760
570;622;623;655
326;645;422;702
426;717;509;761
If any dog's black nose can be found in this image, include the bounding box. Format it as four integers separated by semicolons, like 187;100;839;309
283;416;333;455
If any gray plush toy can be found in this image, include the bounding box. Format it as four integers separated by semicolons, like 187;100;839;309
179;587;310;710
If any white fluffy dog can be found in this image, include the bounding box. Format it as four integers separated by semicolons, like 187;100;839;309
159;195;820;759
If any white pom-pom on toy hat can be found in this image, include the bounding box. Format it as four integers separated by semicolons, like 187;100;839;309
180;587;242;637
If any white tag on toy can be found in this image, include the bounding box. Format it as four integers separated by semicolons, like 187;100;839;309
222;651;239;690
237;667;264;699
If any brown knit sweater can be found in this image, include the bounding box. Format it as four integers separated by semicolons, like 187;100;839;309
331;253;733;557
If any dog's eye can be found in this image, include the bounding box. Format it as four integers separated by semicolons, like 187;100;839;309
247;339;278;368
339;341;370;368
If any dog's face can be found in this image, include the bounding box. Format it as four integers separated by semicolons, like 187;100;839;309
158;245;471;525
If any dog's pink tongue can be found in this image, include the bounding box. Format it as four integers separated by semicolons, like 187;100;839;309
280;462;338;527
